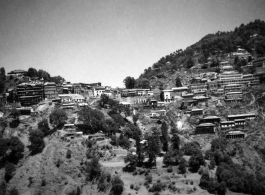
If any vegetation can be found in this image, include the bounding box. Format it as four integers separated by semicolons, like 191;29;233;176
86;156;101;181
123;76;136;89
5;162;16;182
110;175;124;195
49;109;68;128
38;119;51;136
28;130;45;155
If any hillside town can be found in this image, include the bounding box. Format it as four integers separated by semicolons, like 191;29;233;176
1;1;265;194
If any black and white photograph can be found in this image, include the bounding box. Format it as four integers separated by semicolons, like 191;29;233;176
0;0;265;195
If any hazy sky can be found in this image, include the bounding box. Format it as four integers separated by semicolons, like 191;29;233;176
1;0;265;87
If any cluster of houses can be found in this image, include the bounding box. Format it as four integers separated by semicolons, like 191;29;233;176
192;112;256;140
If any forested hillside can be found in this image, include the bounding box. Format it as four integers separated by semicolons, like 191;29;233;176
138;19;265;81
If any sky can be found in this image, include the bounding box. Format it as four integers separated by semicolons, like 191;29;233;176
1;0;265;87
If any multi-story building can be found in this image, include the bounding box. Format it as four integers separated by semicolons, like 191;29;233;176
163;89;173;102
44;82;58;99
226;131;245;139
224;92;243;102
93;87;106;97
224;84;242;93
227;113;256;121
218;72;259;87
208;81;219;92
16;83;44;106
195;123;216;134
199;116;221;124
190;84;207;94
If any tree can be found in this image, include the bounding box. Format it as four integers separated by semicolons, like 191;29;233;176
38;119;50;136
175;77;182;87
171;134;180;150
27;68;38;77
78;107;104;133
49;109;68;127
163;149;182;166
28;130;45;155
50;75;65;84
123;76;135;89
86;156;101;181
37;69;50;81
146;134;160;166
102;119;118;136
182;141;201;155
6;137;24;163
110;176;124;195
179;157;187;174
161;121;169;152
189;151;205;172
124;153;138;171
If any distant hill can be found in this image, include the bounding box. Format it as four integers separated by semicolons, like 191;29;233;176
137;19;265;87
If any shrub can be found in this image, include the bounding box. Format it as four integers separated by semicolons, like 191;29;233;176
130;184;134;189
145;175;153;183
9;119;20;128
66;149;71;159
9;187;19;195
149;182;163;192
5;163;16;182
167;166;173;173
110;176;124;195
0;181;6;195
134;184;140;191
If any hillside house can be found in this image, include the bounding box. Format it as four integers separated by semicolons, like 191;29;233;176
163;89;174;102
195;123;216;134
199;116;221;124
226;131;245;139
227;113;255;121
16;83;44;106
44;82;58;99
220;121;235;129
93;87;105;97
224;92;243;102
190;108;203;116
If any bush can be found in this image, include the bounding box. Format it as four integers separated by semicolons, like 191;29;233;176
110;176;124;195
9;187;19;195
167;166;173;173
0;181;6;195
149;182;164;192
66;149;71;159
145;175;153;183
9;119;20;128
5;163;16;182
130;184;134;189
